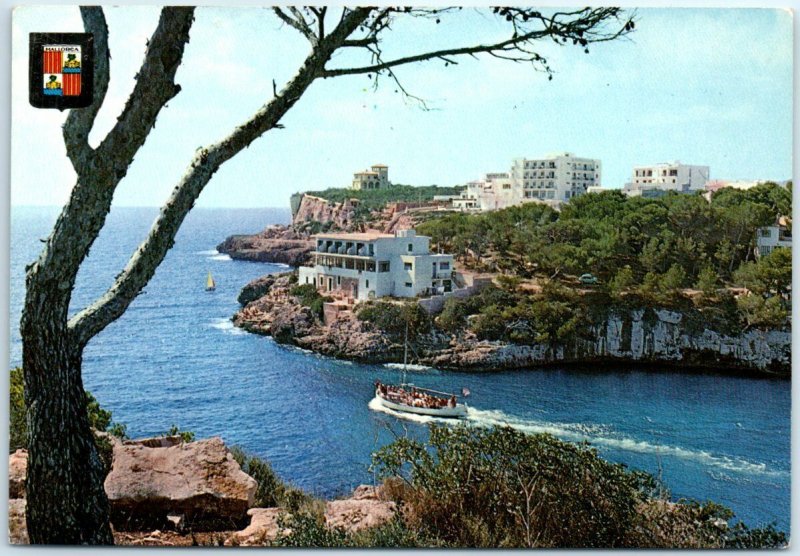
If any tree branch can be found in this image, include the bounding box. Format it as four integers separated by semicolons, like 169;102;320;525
68;7;374;347
273;7;318;45
94;7;194;169
27;7;195;314
62;7;110;172
321;7;630;78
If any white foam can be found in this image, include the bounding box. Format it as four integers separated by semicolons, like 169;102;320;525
369;401;786;479
210;254;232;261
208;318;245;335
368;397;453;425
196;249;219;255
271;263;291;269
384;363;433;372
463;408;786;478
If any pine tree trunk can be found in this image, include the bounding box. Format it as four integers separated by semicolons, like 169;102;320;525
21;292;113;545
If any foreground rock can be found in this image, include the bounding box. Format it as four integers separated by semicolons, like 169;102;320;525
225;508;285;546
216;225;314;266
9;449;27;499
324;485;396;533
105;436;257;531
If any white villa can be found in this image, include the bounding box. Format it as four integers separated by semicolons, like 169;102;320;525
351;164;390;190
756;217;792;258
623;162;709;197
298;230;454;300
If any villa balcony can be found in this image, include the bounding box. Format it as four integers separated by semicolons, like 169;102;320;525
312;252;377;272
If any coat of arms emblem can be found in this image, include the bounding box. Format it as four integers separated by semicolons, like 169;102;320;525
29;33;93;109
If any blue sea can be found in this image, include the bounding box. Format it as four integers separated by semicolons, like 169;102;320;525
9;206;791;533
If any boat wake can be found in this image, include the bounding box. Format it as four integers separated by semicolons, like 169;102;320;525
196;249;232;261
383;362;436;373
368;397;446;425
369;400;784;478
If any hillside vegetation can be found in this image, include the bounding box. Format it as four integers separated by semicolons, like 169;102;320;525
416;183;791;331
303;184;463;212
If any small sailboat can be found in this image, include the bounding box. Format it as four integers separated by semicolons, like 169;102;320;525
205;271;216;291
373;321;468;419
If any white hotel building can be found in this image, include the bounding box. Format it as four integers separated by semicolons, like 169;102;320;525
298;230;454;301
454;152;602;211
511;153;601;203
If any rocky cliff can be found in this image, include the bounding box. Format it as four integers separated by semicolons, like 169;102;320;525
216;225;314;266
292;194;359;229
233;275;790;376
426;309;790;375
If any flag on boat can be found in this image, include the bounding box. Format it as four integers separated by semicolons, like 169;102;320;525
461;387;471;397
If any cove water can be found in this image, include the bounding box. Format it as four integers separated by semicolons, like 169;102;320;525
10;206;790;532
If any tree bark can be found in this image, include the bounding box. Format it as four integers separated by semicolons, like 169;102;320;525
21;301;112;544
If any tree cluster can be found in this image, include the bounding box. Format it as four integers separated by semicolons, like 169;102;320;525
418;183;791;291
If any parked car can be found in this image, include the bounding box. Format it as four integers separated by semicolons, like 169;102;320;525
578;273;599;285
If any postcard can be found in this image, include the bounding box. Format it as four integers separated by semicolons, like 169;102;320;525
8;4;792;548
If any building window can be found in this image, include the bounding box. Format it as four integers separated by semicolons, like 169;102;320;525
305;276;309;284
379;261;390;272
405;282;413;288
366;279;369;288
440;262;450;270
407;243;413;253
337;276;341;285
404;262;413;271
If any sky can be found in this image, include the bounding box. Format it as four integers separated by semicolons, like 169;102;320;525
10;6;793;208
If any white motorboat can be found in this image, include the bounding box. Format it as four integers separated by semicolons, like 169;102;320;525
374;381;468;419
370;320;469;420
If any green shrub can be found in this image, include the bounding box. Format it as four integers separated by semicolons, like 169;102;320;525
609;266;636;298
436;296;472;333
355;301;431;339
290;283;331;319
230;446;322;515
370;425;787;549
163;425;195;443
271;512;351;548
371;425;654;548
10;368;25;452
270;513;441;548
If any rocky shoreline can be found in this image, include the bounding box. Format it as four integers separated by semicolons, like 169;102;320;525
216;225;314;266
232;273;791;377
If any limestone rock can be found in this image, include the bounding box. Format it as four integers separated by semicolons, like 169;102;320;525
226;508;285;546
325;485;396;533
9;449;27;499
292;195;358;230
217;225;314;266
237;274;281;306
8;499;28;544
105;436;257;531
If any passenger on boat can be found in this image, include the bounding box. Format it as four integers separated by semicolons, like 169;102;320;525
448;396;456;408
